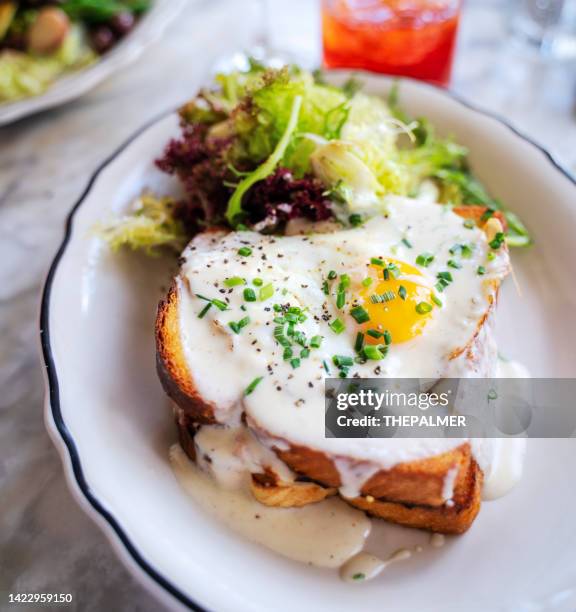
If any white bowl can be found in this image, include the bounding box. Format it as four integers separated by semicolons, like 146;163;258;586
0;0;186;126
41;72;576;611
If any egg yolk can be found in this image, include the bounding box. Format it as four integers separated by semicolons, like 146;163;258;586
357;259;434;343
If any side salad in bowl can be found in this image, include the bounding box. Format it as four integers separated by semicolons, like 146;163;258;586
0;0;151;103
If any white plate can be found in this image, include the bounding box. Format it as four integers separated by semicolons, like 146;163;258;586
41;73;576;611
0;0;186;126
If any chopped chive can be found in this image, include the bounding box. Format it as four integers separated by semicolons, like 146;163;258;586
274;325;291;347
327;270;337;280
416;252;435;267
449;243;473;258
195;294;228;311
253;277;263;287
323;360;330;374
243;288;256;302
481;208;495;222
300;348;310;358
352;573;366;581
447;259;462;269
285;313;299;323
435;281;447;293
487;251;496;261
333;355;354;367
350;306;370;324
310;335;323;348
339;274;351;289
322;280;329;295
329;318;346;334
383;330;392;345
244;376;263;395
416;302;433;314
259;283;274;301
367;329;383;339
354;332;365;352
401;237;413;248
398;285;407;300
437;271;453;283
383;263;400;280
463;219;475;229
224;276;245;287
293;331;307;346
370;291;395;304
283;347;293;360
240;305;247;311
290;358;301;369
198;303;212;319
336;290;346;309
489;232;505;250
273;304;282;312
363;345;385;360
211;299;228;311
371;257;385;266
237;246;252;257
349;213;363;227
477;265;486;275
228;316;250;334
361;277;373;287
431;293;443;307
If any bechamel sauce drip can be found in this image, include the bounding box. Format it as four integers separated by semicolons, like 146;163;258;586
480;358;529;501
340;548;415;583
170;445;371;568
481;438;527;501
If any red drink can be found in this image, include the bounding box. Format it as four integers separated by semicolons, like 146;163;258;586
322;0;461;86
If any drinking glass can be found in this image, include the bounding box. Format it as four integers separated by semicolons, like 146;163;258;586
321;0;462;86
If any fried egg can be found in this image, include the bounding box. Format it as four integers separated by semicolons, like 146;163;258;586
176;196;510;453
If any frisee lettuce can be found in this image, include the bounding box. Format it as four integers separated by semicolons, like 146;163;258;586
226;94;303;224
100;64;530;253
96;194;187;255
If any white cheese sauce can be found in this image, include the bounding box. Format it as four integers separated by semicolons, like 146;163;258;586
177;198;510;482
170;444;371;568
340;547;416;583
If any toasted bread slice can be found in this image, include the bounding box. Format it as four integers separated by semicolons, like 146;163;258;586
251;471;338;508
176;415;480;534
349;460;483;535
251;456;482;534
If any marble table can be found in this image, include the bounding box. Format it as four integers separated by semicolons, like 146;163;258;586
0;1;574;610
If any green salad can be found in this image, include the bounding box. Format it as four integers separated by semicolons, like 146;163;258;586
99;63;531;253
0;0;151;103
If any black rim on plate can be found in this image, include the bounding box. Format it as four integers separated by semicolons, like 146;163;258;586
39;79;575;611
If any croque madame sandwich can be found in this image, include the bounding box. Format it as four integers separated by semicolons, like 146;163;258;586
156;200;510;534
99;64;527;537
